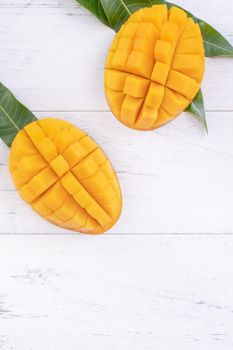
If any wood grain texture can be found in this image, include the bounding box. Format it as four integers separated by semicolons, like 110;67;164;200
0;235;233;349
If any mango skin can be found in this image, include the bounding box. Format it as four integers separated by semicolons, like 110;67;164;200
105;5;205;131
9;118;122;234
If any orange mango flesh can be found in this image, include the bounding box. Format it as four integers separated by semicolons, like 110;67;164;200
105;5;205;130
9;119;122;234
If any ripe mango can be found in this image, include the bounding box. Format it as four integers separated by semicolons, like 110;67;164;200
9;118;122;234
105;5;205;130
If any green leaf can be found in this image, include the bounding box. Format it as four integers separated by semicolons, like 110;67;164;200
165;2;233;57
197;21;233;57
100;0;164;31
185;89;208;132
75;0;110;27
75;0;233;57
0;83;37;147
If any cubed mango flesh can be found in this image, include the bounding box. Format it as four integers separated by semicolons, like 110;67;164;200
9;119;122;234
105;5;205;130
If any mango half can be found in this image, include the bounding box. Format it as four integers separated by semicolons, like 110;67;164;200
9;119;122;234
105;5;205;130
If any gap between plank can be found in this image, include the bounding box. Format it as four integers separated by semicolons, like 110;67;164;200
0;233;233;236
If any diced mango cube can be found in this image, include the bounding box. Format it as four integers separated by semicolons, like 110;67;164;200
92;148;107;166
118;37;133;51
36;137;58;162
40;181;67;211
123;75;149;98
172;54;204;82
74;188;92;208
17;154;47;183
50;155;70;177
80;136;97;153
54;130;76;153
111;50;129;70
160;20;178;43
63;141;87;168
122;22;138;37
55;195;77;221
143;5;168;30
94;184;116;205
162;87;189;115
9;130;37;172
120;95;144;126
61;172;82;196
20;185;38;204
65;206;88;229
28;167;58;197
181;22;201;40
25;122;45;144
154;40;172;64
151;62;170;85
105;70;128;91
101;162;115;182
133;37;154;58
38;119;61;141
105;88;125;117
136;22;159;43
154;107;176;128
128;9;145;23
86;201;112;228
82;171;109;193
135;104;158;130
72;157;98;180
176;38;204;56
127;51;154;78
145;82;165;109
167;69;199;100
69;126;86;142
169;6;187;34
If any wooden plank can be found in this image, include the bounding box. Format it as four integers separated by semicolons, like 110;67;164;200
0;235;233;349
0;0;232;111
0;0;233;36
1;111;233;234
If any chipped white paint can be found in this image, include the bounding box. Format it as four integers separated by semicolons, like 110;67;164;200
0;1;233;348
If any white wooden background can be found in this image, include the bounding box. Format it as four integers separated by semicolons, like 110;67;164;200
0;0;233;348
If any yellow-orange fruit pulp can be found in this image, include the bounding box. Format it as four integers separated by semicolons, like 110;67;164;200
105;5;205;130
9;119;122;234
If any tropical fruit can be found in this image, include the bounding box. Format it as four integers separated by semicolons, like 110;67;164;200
9;118;122;234
105;5;205;130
